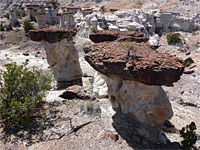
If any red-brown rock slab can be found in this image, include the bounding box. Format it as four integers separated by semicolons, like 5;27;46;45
84;41;184;85
59;85;94;100
89;30;149;43
29;28;77;43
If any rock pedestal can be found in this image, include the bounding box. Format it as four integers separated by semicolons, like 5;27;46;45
44;6;59;25
64;12;76;28
9;10;18;26
19;7;26;17
33;6;46;29
84;30;184;142
30;29;83;89
35;14;46;29
58;13;65;28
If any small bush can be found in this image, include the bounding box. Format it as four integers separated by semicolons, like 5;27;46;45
180;122;198;149
24;20;35;33
46;0;58;7
118;40;137;57
100;6;105;12
184;61;191;68
5;24;13;31
16;10;21;18
0;62;52;128
29;14;36;22
166;32;181;44
0;23;4;31
118;40;136;50
91;27;98;33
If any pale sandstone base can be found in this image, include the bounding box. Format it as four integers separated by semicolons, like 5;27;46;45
44;39;82;89
93;72;108;98
105;76;173;142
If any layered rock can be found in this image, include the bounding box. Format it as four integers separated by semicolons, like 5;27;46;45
84;31;184;142
84;41;183;86
30;29;82;89
89;30;149;43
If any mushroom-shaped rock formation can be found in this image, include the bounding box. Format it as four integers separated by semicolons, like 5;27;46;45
84;31;184;142
30;29;82;89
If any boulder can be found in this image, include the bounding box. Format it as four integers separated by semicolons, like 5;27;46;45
148;34;159;46
128;22;144;30
30;29;82;89
60;85;94;100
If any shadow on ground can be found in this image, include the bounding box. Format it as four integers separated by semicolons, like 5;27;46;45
0;101;68;146
112;110;181;149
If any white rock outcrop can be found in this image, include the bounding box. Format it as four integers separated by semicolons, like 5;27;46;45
44;39;82;89
76;9;200;37
92;72;108;99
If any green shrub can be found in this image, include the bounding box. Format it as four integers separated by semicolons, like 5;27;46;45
0;62;52;128
50;0;58;7
118;40;136;50
180;122;198;149
24;20;35;33
184;61;191;68
16;10;21;18
5;24;13;31
46;0;58;7
0;23;4;31
118;40;137;57
91;27;98;33
29;14;36;22
100;6;105;12
166;32;181;44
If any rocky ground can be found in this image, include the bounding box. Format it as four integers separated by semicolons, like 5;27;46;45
0;25;200;149
0;0;200;149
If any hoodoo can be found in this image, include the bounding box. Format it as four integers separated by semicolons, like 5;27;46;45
30;28;83;89
84;30;184;142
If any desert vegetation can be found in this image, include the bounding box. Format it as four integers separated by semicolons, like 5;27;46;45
0;62;52;128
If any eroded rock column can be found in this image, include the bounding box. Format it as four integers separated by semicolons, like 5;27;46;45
19;7;26;17
64;12;76;28
9;10;18;26
84;30;184;142
35;14;46;29
30;29;82;89
58;13;65;28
